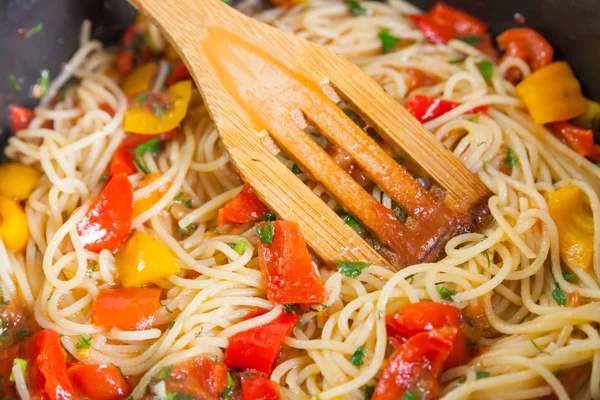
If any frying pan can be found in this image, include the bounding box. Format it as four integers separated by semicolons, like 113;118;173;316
1;0;599;155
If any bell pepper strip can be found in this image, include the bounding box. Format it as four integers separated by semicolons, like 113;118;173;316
122;62;158;97
372;327;457;400
218;185;270;227
92;288;161;331
547;121;600;162
257;220;328;305
0;195;30;252
497;28;553;83
109;145;137;177
116;25;153;75
167;64;192;86
132;172;169;217
121;128;181;149
409;3;496;57
386;302;471;369
67;363;132;400
515;62;587;125
165;356;228;400
123;80;192;135
224;312;299;374
241;373;281;400
548;186;595;270
0;162;41;201
405;95;489;123
24;329;75;400
115;230;180;287
9;105;35;132
76;173;133;253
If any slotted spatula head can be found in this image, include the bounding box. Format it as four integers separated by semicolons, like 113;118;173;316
127;0;491;269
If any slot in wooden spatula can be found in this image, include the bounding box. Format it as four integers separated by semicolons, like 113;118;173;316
127;0;491;269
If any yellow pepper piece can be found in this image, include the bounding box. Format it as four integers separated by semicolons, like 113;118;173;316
516;61;587;125
0;162;41;201
0;195;29;252
123;80;192;135
133;172;168;217
548;185;594;269
122;63;158;97
115;230;180;287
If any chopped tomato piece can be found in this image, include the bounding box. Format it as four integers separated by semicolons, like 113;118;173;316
167;64;192;86
241;373;281;400
547;121;600;162
387;302;469;369
165;356;228;400
257;221;327;305
244;307;268;321
218;185;270;227
410;3;496;57
67;363;132;400
405;95;489;123
98;103;116;117
9;105;35;132
116;25;153;74
92;288;161;331
372;328;457;400
76;173;133;253
405;68;439;91
25;329;75;400
497;28;553;83
121;128;181;148
109;145;137;177
224;312;299;374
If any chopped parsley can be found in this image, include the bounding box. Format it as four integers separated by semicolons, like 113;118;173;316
259;212;277;222
256;223;274;244
39;69;49;97
457;35;481;45
530;339;550;355
291;163;302;174
391;201;405;222
562;272;577;282
350;346;366;366
309;303;329;312
135;92;149;106
168;321;175;330
221;370;235;397
233;240;248;254
157;366;171;381
75;335;92;349
164;305;173;313
457;376;467;384
345;0;367;16
143;35;158;52
449;57;466;64
9;75;21;91
468;112;481;122
477;61;494;84
476;371;490;379
134;137;160;174
86;262;98;277
9;358;27;382
151;102;165;117
436;285;455;301
174;223;197;238
341;214;364;233
337;261;370;278
360;384;375;399
173;192;193;209
378;29;400;53
504;147;519;170
283;304;294;313
483;250;491;268
552;282;567;306
403;391;419;400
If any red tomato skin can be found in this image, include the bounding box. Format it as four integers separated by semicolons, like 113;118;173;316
67;363;132;400
92;288;161;331
167;64;192;86
10;105;35;132
410;3;486;42
218;185;270;227
166;357;228;399
109;146;137;177
386;302;468;369
547;121;600;162
224;312;299;375
405;95;489;123
76;173;133;253
241;374;281;400
116;25;152;74
257;221;328;305
98;103;116;118
373;328;457;400
497;28;553;83
121;128;181;149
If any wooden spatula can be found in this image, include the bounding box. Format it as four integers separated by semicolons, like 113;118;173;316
127;0;491;269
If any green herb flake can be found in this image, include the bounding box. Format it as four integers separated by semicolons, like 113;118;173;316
477;61;494;84
39;69;50;97
552;282;567;306
221;370;235;397
360;384;375;400
174;223;197;238
350;346;366;366
468;112;482;122
449;57;466;64
391;201;405;221
233;240;248;254
157;365;171;381
530;339;550;355
403;391;420;400
309;303;329;312
167;321;175;330
504;148;519;170
476;371;490;379
562;272;577;282
256;222;275;244
143;35;158;52
135;92;149;106
173;192;193;209
457;376;467;384
483;250;491;268
344;0;367;16
151;102;165;117
75;335;92;349
341;214;364;233
134;137;160;174
9;358;27;382
9;75;21;91
436;285;455;301
337;261;370;278
283;304;294;314
291;163;302;174
259;212;277;222
457;35;481;45
24;23;44;38
522;316;531;323
378;29;400;53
